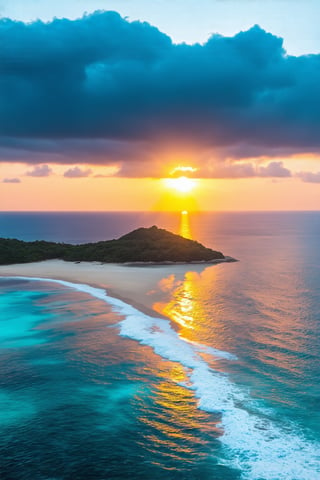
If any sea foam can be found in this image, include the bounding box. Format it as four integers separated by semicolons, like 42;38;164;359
9;276;320;479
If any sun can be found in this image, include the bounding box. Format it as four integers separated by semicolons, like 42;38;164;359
165;176;196;194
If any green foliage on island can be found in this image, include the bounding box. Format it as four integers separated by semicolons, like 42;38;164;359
0;226;225;265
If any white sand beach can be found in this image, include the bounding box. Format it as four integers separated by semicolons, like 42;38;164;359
0;259;210;318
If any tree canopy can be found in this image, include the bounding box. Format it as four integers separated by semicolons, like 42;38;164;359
0;226;225;265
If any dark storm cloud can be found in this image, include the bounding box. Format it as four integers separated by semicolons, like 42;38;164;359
0;136;150;165
0;11;320;176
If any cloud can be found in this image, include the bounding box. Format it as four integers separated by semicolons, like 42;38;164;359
26;164;53;177
63;166;92;178
197;161;292;179
257;161;291;178
202;162;256;179
296;171;320;183
2;177;21;183
0;12;320;176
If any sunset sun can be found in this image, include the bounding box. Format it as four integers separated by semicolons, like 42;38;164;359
165;176;196;194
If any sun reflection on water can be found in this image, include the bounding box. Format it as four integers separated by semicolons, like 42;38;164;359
179;210;192;239
135;363;222;468
154;276;195;330
153;271;209;338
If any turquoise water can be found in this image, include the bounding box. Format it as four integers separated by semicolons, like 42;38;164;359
0;278;233;480
1;212;320;479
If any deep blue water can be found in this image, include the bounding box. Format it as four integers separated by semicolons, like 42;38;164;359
0;212;320;479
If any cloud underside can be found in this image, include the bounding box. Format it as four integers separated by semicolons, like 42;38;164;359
1;11;320;178
63;166;92;177
26;164;52;177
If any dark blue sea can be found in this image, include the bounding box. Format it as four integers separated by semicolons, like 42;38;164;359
0;212;320;479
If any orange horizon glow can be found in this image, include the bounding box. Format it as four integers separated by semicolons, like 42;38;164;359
2;157;320;211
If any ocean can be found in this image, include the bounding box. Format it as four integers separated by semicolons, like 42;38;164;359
0;211;320;479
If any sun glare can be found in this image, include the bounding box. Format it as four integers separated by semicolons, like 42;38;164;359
165;176;196;194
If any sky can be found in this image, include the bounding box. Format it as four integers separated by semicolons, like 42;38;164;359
1;0;320;211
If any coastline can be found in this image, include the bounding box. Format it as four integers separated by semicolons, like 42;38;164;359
121;256;237;266
0;259;220;320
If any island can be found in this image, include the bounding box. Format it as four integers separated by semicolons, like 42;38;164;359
0;225;234;265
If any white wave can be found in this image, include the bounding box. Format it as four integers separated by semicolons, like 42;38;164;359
184;337;238;361
8;276;320;479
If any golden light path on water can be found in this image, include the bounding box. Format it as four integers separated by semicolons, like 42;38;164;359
179;210;192;239
135;363;222;469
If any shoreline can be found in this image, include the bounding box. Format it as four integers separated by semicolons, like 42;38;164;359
121;255;237;266
0;259;229;321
